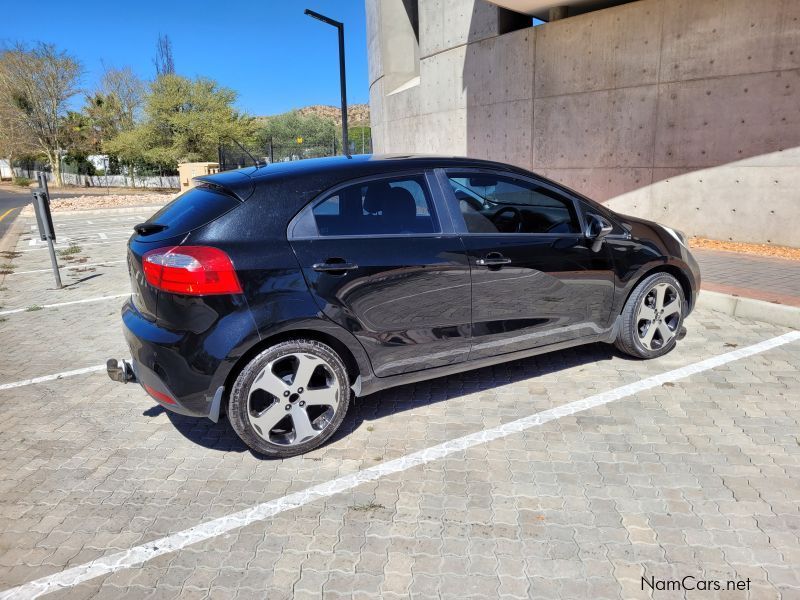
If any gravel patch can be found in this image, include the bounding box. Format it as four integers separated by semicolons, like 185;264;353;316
690;237;800;261
48;193;175;212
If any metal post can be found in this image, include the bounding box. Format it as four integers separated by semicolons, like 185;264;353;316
39;170;49;198
34;173;61;289
304;9;350;157
269;137;274;163
45;233;62;289
337;22;349;156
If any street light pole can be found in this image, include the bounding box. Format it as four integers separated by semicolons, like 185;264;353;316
304;8;350;157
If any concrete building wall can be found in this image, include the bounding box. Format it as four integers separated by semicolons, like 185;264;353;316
367;0;800;247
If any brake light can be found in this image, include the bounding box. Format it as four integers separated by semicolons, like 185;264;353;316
142;246;243;295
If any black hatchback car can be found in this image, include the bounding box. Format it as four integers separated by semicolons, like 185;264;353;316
108;155;700;457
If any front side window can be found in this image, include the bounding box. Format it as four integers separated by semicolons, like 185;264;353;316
447;172;580;235
312;174;439;236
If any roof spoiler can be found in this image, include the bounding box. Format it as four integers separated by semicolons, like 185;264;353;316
194;169;256;202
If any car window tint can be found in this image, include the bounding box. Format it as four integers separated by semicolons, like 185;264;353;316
447;172;580;235
313;175;439;236
314;195;340;216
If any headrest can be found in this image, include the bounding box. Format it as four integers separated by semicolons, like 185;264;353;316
382;187;417;224
363;181;392;214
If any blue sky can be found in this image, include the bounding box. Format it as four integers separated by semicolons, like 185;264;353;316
0;0;369;116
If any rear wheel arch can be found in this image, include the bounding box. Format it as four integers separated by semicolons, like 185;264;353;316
223;327;364;410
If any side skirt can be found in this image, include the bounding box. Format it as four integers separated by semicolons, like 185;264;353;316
358;323;620;397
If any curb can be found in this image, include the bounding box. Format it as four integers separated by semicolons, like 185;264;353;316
697;290;800;330
19;204;166;218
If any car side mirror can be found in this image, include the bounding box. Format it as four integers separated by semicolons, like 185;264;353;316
585;213;613;252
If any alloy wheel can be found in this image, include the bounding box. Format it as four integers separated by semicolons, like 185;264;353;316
247;352;340;446
636;282;682;351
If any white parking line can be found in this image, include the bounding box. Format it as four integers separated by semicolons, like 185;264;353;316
3;330;798;600
0;365;107;391
20;240;125;253
7;260;126;275
0;294;128;316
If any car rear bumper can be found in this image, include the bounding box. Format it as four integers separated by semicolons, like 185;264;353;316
119;297;225;419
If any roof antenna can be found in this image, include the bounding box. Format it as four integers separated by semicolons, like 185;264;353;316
230;138;260;167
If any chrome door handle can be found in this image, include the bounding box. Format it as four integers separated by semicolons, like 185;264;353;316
312;261;359;273
476;256;511;266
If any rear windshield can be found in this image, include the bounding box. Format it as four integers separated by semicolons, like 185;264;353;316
138;186;240;242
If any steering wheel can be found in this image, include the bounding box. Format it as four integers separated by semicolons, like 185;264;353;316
490;206;522;233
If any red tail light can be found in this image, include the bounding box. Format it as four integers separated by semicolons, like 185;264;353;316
144;384;176;405
142;246;243;296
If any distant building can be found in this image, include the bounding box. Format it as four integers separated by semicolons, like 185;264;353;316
367;0;800;246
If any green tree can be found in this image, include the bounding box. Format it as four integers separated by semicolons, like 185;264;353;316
85;66;144;140
81;66;145;183
257;110;337;144
0;43;82;186
106;74;255;169
0;100;37;177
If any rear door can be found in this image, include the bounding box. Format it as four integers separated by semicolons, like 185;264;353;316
288;171;472;377
439;169;615;360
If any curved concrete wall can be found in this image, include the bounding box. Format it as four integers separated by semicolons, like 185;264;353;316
367;0;800;246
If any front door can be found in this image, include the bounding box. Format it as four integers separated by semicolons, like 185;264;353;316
289;172;472;377
441;169;615;360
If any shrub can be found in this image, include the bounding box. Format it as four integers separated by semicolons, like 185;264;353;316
12;176;33;187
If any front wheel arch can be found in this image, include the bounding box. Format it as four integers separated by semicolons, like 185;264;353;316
619;264;694;316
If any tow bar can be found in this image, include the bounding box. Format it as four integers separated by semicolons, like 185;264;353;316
106;358;137;383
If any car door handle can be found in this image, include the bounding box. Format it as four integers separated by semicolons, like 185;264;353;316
476;254;512;267
312;260;359;273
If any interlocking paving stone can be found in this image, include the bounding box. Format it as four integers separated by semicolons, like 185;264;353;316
0;210;799;598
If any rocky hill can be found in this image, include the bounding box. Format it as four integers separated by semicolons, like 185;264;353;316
257;103;370;125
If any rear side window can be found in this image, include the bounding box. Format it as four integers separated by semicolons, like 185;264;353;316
310;175;439;237
138;186;240;242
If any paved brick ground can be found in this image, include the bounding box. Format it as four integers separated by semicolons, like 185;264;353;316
694;249;800;307
0;210;799;599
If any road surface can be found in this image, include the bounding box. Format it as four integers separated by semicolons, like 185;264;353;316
0;188;30;243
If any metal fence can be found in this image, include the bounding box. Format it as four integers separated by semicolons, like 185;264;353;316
218;132;373;172
13;166;179;190
11;158;179;189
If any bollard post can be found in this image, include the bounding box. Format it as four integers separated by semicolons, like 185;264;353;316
33;173;62;289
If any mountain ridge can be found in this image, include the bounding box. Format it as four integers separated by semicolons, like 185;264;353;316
256;103;370;125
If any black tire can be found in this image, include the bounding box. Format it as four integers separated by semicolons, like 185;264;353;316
228;339;351;458
615;272;685;359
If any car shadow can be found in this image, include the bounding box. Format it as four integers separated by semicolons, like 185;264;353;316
328;341;616;445
143;405;251;453
142;342;617;458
